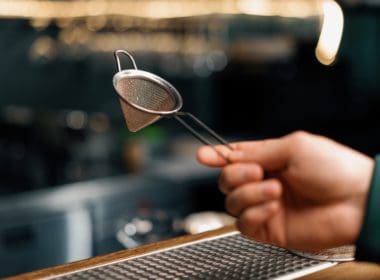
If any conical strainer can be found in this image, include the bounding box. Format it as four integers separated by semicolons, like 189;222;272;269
113;50;232;160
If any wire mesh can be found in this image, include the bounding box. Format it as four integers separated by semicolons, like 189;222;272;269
116;77;177;132
53;233;335;280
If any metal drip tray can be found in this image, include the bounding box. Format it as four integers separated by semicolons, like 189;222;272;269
53;232;336;280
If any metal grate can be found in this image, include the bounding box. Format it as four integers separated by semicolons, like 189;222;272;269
53;233;335;280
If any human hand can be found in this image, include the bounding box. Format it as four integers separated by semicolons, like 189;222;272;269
197;131;374;251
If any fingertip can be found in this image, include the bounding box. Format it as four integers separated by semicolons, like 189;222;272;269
196;146;209;162
196;145;213;162
263;180;283;199
266;200;280;215
196;146;226;167
237;201;281;244
239;201;280;225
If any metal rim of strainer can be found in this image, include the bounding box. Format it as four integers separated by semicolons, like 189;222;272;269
113;68;183;116
290;246;355;262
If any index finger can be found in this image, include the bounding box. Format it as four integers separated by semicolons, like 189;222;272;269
196;144;234;167
196;141;262;167
229;138;291;171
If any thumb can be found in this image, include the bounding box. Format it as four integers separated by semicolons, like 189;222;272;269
229;138;291;171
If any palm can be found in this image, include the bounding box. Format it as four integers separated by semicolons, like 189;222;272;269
264;172;364;251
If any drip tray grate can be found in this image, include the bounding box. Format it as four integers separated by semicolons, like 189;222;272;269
54;232;335;280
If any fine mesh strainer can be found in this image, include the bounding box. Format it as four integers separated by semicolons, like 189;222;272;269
113;50;232;159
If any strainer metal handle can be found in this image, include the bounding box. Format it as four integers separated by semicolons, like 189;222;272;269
172;112;233;162
174;112;233;150
115;50;138;71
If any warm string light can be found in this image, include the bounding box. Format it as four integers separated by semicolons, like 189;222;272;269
0;0;323;19
238;0;323;18
7;0;342;71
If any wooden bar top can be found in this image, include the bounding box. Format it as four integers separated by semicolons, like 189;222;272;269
8;225;380;280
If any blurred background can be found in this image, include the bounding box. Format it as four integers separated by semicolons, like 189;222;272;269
0;0;379;277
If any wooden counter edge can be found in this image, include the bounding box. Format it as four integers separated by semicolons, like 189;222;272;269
7;225;237;280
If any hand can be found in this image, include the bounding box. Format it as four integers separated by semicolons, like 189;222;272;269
197;131;374;251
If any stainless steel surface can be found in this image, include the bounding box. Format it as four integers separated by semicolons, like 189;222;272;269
52;232;336;280
291;246;355;262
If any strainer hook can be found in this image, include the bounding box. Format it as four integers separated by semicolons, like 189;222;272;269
114;50;138;72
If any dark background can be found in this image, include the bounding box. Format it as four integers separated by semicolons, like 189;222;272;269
0;0;379;277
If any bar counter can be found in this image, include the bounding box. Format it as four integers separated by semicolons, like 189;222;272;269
8;226;380;280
